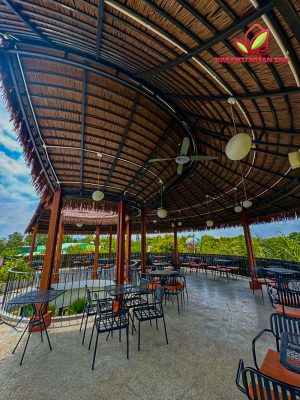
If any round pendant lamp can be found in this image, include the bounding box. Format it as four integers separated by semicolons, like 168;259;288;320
92;153;104;202
243;200;252;209
157;185;167;218
206;220;214;228
225;133;252;161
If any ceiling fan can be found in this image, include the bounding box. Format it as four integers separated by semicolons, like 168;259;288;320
149;137;218;175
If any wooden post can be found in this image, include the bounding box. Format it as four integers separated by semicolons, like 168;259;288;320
40;188;62;291
92;226;100;279
52;223;64;284
174;224;179;264
141;208;147;274
116;200;126;284
241;209;257;289
29;224;38;263
125;217;132;282
108;226;113;260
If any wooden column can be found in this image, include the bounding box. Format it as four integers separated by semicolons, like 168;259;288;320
29;224;38;263
108;226;113;260
40;188;62;291
241;209;256;273
92;226;100;279
125;217;132;282
141;208;147;274
116;200;126;284
174;224;179;264
52;223;64;284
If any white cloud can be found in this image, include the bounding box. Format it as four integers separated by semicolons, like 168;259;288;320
0;130;21;152
0;151;30;175
0;100;14;133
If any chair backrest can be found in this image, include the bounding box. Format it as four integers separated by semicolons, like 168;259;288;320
270;313;300;340
86;287;105;307
154;285;165;303
236;359;300;400
96;298;114;315
276;288;300;308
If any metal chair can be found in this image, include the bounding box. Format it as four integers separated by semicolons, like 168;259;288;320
132;285;168;351
80;287;105;345
268;287;300;319
236;359;300;399
252;313;300;369
88;297;129;370
164;275;184;315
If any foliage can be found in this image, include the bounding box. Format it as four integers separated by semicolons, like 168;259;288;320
66;244;94;254
66;298;86;315
48;303;59;317
0;257;34;284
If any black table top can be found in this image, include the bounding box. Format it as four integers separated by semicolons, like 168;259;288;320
264;267;299;275
148;270;179;277
280;332;300;374
288;281;300;292
104;283;147;296
214;259;232;264
8;289;66;305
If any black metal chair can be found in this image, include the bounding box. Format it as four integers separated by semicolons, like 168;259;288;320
80;287;105;345
252;313;300;369
88;297;129;370
267;287;300;319
236;359;300;399
164;275;184;315
132;285;168;351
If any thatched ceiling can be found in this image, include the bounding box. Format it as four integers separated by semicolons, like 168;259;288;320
0;0;300;233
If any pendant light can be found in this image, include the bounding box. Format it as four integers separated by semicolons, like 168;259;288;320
239;162;252;209
76;223;83;228
178;221;182;227
205;197;214;227
233;188;243;213
157;185;167;218
225;98;252;161
92;153;104;201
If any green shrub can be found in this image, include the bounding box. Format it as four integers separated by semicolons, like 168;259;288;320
0;258;34;284
48;303;59;317
66;297;86;315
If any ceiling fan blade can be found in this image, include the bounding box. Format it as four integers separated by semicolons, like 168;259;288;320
180;137;190;156
148;158;176;163
189;155;218;161
177;163;183;175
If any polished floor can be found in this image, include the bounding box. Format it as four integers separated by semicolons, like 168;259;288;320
0;273;274;400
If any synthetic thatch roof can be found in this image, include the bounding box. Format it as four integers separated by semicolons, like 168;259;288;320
0;0;300;233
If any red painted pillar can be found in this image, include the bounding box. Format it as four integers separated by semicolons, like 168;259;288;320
116;200;126;284
29;224;38;263
40;188;62;291
241;209;257;288
92;226;100;279
52;222;64;284
108;226;113;260
141;208;147;274
174;224;179;264
125;217;132;282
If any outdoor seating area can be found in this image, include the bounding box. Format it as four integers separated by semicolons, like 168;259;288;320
1;0;300;398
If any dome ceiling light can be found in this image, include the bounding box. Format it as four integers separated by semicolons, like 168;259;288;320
92;153;104;202
205;196;214;228
226;98;252;161
157;184;167;219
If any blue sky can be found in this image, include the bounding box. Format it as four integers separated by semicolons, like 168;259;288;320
0;95;299;239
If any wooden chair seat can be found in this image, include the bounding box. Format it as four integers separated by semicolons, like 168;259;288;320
275;305;300;319
260;349;300;387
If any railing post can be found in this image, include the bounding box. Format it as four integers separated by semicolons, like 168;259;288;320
241;209;257;288
116;200;126;284
108;226;113;260
125;216;132;282
52;222;64;284
141;208;147;274
92;226;100;279
173;224;179;264
29;224;38;263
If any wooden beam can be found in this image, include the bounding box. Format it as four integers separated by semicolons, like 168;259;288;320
40;188;62;290
141;208;147;274
125;217;132;282
173;224;179;264
29;224;38;263
52;223;64;284
274;0;300;44
116;200;126;284
108;226;113;260
95;0;104;59
241;209;256;276
79;69;87;196
92;226;100;279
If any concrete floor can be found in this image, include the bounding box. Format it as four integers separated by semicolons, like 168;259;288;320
0;273;275;400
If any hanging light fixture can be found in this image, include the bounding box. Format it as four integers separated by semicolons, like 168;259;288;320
76;223;83;228
157;185;167;218
92;153;104;201
205;196;214;227
233;188;243;213
171;222;175;228
239;163;253;209
178;221;182;227
225;98;252;161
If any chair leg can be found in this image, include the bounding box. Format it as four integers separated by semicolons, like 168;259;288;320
177;295;180;315
91;330;100;370
41;314;52;351
126;324;129;359
19;327;32;365
156;318;158;331
12;320;30;354
82;312;89;345
138;321;141;351
162;315;168;345
88;320;95;350
80;308;86;332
